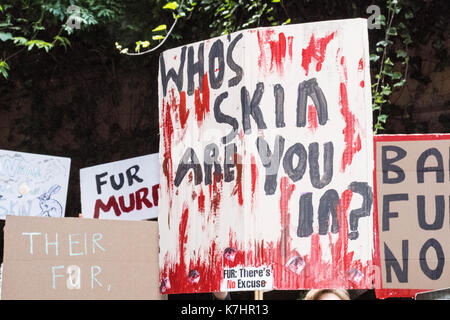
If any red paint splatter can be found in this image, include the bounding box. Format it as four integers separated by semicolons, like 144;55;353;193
339;82;362;171
301;32;336;76
358;58;364;71
250;155;258;210
272;177;296;288
225;232;273;269
340;56;348;81
307;104;319;132
194;73;210;127
257;30;291;75
161;92;175;227
278;176;296;257
257;29;271;71
332;189;353;276
269;32;287;74
178;91;189;129
161;236;223;293
238;129;245;141
177;204;189;282
160;201;225;294
231;153;243;206
288;36;294;61
198;188;205;213
209;174;222;214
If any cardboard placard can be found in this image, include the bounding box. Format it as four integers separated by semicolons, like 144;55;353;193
158;18;374;294
1;215;164;300
373;134;450;299
0;149;71;219
80;154;160;220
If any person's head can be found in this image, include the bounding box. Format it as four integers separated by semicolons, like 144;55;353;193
304;289;350;300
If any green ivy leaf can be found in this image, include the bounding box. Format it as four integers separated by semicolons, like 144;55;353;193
387;27;397;36
13;37;28;46
378;114;388;123
395;49;407;59
392;71;402;80
405;11;414;19
54;35;71;50
152;24;167;32
0;60;10;79
384;57;394;66
0;32;12;42
393;79;406;87
163;2;178;10
135;41;142;52
370;54;380;62
378;14;386;27
381;84;392;95
152;35;165;40
376;40;386;47
26;40;53;52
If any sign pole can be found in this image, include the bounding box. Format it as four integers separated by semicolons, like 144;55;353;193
254;290;263;300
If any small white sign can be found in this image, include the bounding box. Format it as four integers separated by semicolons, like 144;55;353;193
80;153;160;220
220;266;273;292
0;149;71;219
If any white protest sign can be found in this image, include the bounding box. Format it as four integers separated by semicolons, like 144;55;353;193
0;149;71;219
80;153;160;220
158;18;374;294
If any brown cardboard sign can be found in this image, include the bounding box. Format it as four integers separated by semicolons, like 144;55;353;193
373;134;450;298
1;215;164;300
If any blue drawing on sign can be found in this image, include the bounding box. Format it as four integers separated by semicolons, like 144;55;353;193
38;185;63;217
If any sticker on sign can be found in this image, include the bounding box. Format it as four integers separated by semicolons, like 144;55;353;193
221;266;273;291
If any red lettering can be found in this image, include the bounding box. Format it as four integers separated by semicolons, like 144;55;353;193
135;187;153;210
94;188;154;218
227;280;236;289
152;184;160;207
94;196;121;218
118;193;135;213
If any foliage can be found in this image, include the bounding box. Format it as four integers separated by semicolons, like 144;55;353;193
114;0;197;56
0;0;123;78
200;0;290;37
370;0;410;133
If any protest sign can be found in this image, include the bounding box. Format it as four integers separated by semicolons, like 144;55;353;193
1;215;164;299
0;149;71;219
80;153;160;220
373;134;450;299
158;18;374;294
